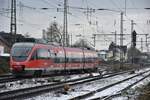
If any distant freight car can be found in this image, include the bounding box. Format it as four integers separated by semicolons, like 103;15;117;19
10;42;99;76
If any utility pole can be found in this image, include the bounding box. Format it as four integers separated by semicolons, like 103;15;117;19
110;31;117;59
120;12;124;68
93;34;96;48
131;20;136;64
10;0;17;44
50;24;52;42
63;0;68;46
115;31;117;45
145;34;149;52
114;31;117;60
70;33;72;47
141;38;143;52
131;20;136;47
111;31;117;45
131;20;135;33
125;0;126;15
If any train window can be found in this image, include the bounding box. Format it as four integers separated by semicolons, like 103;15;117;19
30;50;37;60
11;47;32;62
68;57;72;63
60;57;65;63
37;49;50;59
66;58;69;63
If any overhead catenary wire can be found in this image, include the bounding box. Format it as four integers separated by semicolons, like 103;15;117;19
108;0;122;12
39;0;57;8
0;0;149;48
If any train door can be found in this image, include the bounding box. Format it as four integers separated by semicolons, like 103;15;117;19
29;48;51;69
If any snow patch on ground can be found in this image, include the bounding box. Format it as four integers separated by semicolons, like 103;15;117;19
0;78;52;92
0;74;92;93
26;67;150;100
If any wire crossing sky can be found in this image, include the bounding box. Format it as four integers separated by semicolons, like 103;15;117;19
0;0;150;50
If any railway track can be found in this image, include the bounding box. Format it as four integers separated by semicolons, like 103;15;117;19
0;74;14;83
69;69;150;100
0;73;89;84
0;76;23;84
0;66;146;84
0;68;130;84
0;70;131;100
95;72;150;100
0;74;12;78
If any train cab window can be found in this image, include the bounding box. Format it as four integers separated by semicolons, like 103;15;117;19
11;47;32;62
37;49;50;59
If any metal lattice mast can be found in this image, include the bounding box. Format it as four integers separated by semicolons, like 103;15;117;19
10;0;17;43
120;12;124;68
63;0;68;46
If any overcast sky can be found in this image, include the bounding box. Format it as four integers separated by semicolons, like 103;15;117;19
0;0;150;50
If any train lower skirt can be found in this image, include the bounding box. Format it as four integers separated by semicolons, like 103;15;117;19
11;66;98;77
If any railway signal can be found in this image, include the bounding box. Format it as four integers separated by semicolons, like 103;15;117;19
132;30;137;47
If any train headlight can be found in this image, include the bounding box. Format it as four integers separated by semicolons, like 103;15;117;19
12;65;24;72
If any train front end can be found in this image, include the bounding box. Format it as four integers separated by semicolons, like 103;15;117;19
10;43;34;76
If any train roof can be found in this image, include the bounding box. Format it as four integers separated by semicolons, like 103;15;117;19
12;42;97;52
12;42;35;47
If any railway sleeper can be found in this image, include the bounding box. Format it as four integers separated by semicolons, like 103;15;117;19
34;70;42;77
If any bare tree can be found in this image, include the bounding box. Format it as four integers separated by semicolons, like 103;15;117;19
24;32;30;38
43;22;62;44
73;39;93;50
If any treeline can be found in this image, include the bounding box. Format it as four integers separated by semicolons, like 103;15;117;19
0;56;10;74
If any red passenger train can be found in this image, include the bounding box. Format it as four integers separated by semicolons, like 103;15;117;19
10;42;99;76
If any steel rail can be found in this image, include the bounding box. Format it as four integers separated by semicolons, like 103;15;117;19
0;77;23;83
69;69;150;100
0;68;132;84
90;72;150;100
0;70;130;100
0;74;12;78
101;72;150;100
0;73;93;84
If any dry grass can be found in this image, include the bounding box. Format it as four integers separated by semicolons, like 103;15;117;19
0;58;10;75
99;63;143;72
137;83;150;100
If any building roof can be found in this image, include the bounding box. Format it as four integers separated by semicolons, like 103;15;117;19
0;31;36;48
109;42;127;53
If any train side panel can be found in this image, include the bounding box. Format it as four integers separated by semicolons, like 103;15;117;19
10;43;99;76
